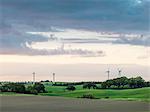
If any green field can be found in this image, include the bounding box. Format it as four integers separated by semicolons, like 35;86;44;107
1;82;149;102
40;84;150;102
0;92;34;96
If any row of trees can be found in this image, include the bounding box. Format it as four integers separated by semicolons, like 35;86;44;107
0;82;46;95
0;76;149;93
52;81;101;86
83;83;97;89
65;76;150;90
101;76;150;89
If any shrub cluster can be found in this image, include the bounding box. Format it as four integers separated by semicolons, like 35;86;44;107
66;85;76;91
0;83;25;93
80;94;96;99
83;83;98;89
0;82;46;95
53;81;101;86
101;76;150;89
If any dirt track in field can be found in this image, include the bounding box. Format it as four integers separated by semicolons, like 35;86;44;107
0;96;149;112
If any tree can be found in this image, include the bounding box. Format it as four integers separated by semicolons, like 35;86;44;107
0;84;11;92
66;85;76;91
26;86;38;95
128;78;137;88
114;77;128;88
83;83;97;89
0;83;26;93
105;80;114;88
33;82;45;93
101;82;107;89
100;76;147;89
144;81;150;87
134;76;145;88
14;84;26;93
120;77;128;88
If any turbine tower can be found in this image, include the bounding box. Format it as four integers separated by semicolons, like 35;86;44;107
118;68;122;77
53;73;55;84
32;72;36;84
106;69;110;80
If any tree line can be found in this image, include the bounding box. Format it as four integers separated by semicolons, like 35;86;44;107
0;76;149;93
57;76;150;90
52;81;101;86
0;82;46;95
100;76;150;89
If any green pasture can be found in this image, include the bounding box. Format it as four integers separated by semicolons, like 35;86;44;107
40;83;150;102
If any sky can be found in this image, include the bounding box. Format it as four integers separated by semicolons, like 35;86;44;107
0;0;150;81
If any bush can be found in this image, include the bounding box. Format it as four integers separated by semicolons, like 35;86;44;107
105;96;109;99
14;84;26;93
0;83;25;93
81;94;95;99
25;86;38;95
33;82;46;93
66;85;76;91
101;82;107;89
83;83;97;89
100;76;148;89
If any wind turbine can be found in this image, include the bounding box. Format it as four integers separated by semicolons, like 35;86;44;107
117;68;122;77
53;73;55;84
106;68;110;80
32;72;36;84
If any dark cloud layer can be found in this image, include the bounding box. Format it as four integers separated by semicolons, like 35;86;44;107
1;0;149;32
0;0;149;55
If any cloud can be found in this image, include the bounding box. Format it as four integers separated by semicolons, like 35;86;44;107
114;35;150;46
0;42;105;57
0;24;105;56
0;0;149;55
1;0;149;32
0;22;49;54
28;28;150;46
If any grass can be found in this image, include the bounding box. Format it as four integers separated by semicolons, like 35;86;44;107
0;92;34;96
44;85;66;92
40;85;150;102
0;82;149;102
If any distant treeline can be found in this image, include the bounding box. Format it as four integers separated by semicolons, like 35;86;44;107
0;82;46;95
0;76;149;94
53;76;150;89
52;81;101;86
100;76;150;89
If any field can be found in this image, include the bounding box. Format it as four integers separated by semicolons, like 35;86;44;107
1;82;150;102
1;96;149;112
40;84;150;102
0;83;150;112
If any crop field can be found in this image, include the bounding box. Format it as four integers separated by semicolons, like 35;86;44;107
0;96;149;112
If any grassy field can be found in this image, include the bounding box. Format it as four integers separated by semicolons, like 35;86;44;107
1;84;149;111
0;92;34;96
40;85;150;102
0;82;149;102
1;96;149;112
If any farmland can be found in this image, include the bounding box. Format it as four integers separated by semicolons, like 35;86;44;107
41;86;150;102
1;82;150;102
0;82;150;112
1;96;149;112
